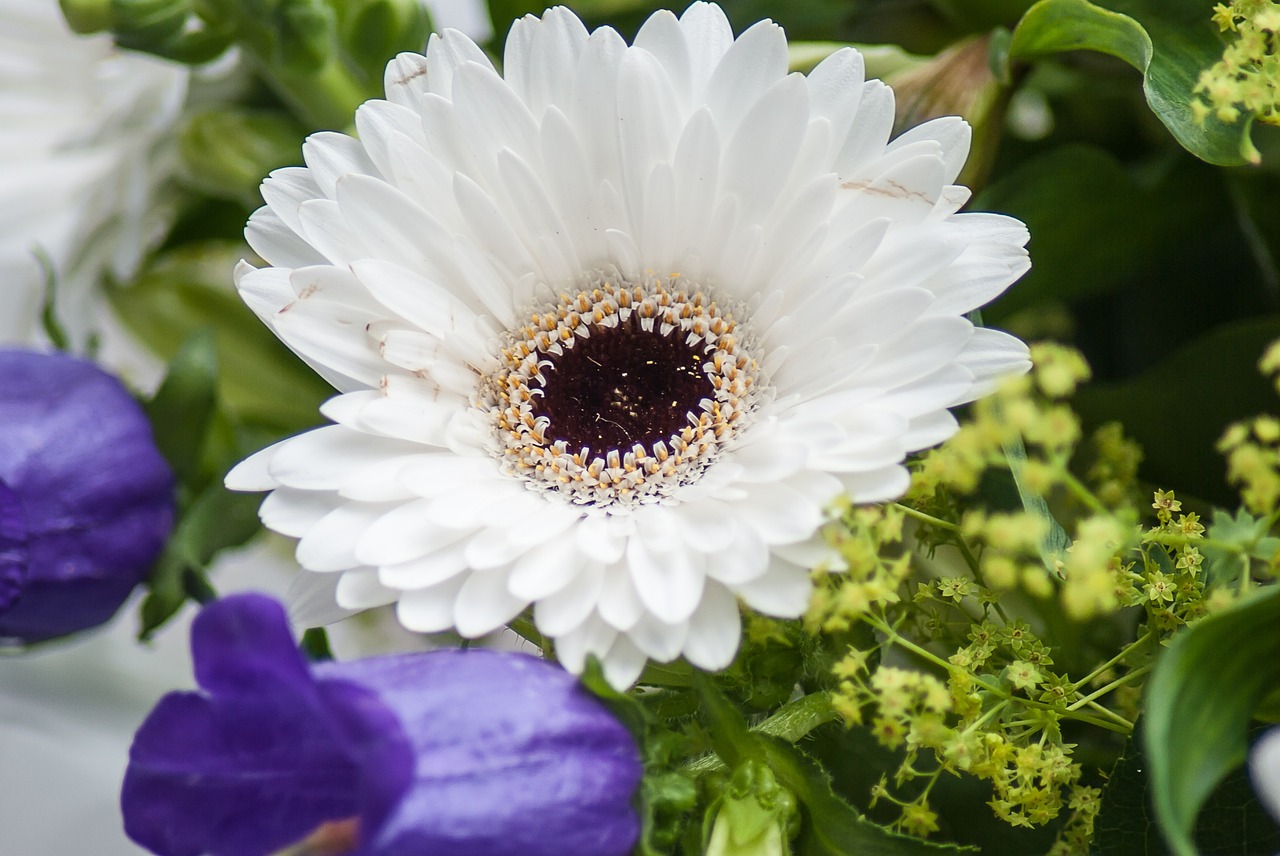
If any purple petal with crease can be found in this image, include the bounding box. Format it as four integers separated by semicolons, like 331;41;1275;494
122;595;414;856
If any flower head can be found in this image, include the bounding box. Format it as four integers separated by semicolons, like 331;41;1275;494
228;3;1031;687
0;0;186;347
122;593;642;856
0;349;174;643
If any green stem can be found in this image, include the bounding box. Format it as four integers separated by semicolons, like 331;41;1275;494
1080;699;1134;730
1058;469;1110;517
1067;664;1152;712
1073;630;1155;688
894;503;960;532
754;691;839;743
682;691;836;775
258;54;372;130
867;614;1133;735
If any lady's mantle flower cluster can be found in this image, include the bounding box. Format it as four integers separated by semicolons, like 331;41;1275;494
1196;1;1280;126
808;344;1236;849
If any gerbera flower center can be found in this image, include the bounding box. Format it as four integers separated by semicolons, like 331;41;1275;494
477;273;764;507
531;313;716;456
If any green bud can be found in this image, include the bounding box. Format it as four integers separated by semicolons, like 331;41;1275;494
178;108;305;205
59;0;112;34
885;33;1011;190
339;0;433;83
705;762;797;856
109;0;189;45
275;0;337;73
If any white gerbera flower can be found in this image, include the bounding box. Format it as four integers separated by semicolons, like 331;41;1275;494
0;0;186;347
228;2;1031;689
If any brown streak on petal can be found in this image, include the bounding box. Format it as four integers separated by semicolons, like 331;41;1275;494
838;178;931;204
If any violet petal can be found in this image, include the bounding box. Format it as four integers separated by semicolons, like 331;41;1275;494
0;479;26;613
0;349;174;641
323;650;643;856
122;595;414;856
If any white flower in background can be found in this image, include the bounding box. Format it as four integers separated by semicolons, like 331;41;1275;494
1252;726;1280;825
228;2;1031;689
0;0;186;348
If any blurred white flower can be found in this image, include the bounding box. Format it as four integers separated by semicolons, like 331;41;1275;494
423;0;493;44
0;0;186;351
1252;726;1280;825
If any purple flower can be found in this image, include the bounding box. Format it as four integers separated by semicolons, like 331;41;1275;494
0;349;174;643
122;594;643;856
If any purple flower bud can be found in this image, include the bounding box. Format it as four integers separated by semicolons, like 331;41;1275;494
0;349;175;643
122;594;643;856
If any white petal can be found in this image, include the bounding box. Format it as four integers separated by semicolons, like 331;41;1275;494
396;575;468;633
335;568;401;610
600;635;648;688
683;581;741;670
509;535;590;600
259;488;337;538
627;536;706;624
553;613;618;674
454;567;528;637
355;499;472;565
534;563;604;636
627;611;687;662
296;501;399;571
287;571;362;626
733;559;813;617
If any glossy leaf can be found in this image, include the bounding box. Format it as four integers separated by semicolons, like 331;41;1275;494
1144;585;1280;856
1008;0;1258;165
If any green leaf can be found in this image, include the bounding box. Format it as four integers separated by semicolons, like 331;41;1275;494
139;482;264;637
977;145;1184;320
1008;0;1259;165
1093;719;1280;855
1074;317;1280;506
1144;585;1280;856
694;677;974;855
109;242;331;434
144;328;219;489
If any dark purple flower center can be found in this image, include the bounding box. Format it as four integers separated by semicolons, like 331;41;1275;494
531;315;714;456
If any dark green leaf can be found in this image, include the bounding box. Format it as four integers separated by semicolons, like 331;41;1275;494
301;627;333;661
170;483;265;568
1144;585;1280;856
1008;0;1258;165
978;145;1191;320
1074;317;1280;506
1093;720;1280;855
138;483;264;638
144;328;219;489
